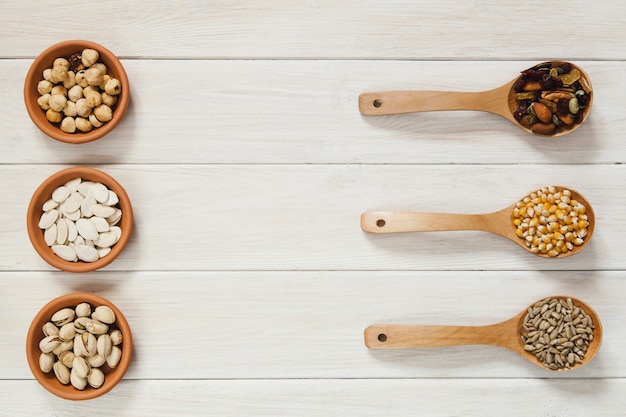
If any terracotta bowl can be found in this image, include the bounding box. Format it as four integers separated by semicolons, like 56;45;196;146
26;292;133;400
24;40;129;144
26;166;133;272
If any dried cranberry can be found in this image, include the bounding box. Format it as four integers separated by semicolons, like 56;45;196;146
558;63;572;74
556;99;570;116
540;73;563;90
514;101;531;121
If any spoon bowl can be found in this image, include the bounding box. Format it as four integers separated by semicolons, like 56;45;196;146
361;185;594;258
364;295;602;371
359;61;592;137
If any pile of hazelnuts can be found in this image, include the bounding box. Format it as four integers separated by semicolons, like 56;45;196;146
36;49;122;133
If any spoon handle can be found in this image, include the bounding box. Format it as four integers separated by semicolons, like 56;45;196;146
361;211;499;234
364;321;517;350
358;83;514;120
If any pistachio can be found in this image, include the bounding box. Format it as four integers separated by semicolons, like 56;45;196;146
38;301;123;391
97;334;113;358
58;351;76;368
78;332;98;357
74;316;91;333
106;345;122;368
92;305;116;324
72;356;91;379
87;368;105;389
53;361;71;385
52;339;74;356
86;353;106;368
39;335;62;353
86;319;109;335
109;329;123;346
59;322;76;341
75;302;91;318
70;367;88;390
39;352;55;373
51;308;75;326
42;322;60;337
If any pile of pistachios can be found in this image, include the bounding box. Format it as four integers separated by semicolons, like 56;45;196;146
38;302;122;390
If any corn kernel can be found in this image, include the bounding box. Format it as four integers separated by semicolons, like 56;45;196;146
516;228;524;237
513;218;521;226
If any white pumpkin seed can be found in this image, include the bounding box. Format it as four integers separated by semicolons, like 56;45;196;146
76;218;99;241
52;244;77;262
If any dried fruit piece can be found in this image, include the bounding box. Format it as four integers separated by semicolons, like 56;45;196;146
559;68;581;85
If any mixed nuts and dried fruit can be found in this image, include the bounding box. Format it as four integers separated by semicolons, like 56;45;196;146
521;297;594;370
38;302;123;390
512;186;589;257
36;48;122;133
512;62;591;135
38;177;123;262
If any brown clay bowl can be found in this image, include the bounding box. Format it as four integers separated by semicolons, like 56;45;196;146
26;166;133;272
24;40;129;144
26;292;133;400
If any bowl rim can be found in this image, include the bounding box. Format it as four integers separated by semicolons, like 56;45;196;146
26;292;133;400
23;39;130;144
26;166;133;272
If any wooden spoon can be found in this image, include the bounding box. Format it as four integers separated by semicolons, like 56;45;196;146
358;61;592;137
364;296;602;371
360;186;594;258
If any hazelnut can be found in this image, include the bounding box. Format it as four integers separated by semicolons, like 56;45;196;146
91;63;107;75
53;58;70;69
37;94;51;110
84;67;103;87
75;117;92;132
63;101;78;117
48;94;67;112
89;114;103;128
85;90;102;108
81;48;99;67
60;117;76;133
50;85;67;97
68;85;83;102
75;98;91;118
37;80;53;95
75;70;88;88
46;109;62;123
42;68;53;82
63;71;77;89
101;92;117;107
50;65;69;83
94;104;112;122
104;78;121;95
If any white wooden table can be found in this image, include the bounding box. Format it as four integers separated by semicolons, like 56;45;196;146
2;1;626;415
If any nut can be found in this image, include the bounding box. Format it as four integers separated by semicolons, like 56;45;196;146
35;48;122;133
531;122;556;135
532;103;553;124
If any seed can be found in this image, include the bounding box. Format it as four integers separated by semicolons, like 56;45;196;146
520;296;594;370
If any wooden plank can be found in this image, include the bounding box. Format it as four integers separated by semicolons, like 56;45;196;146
3;164;624;271
3;271;624;379
2;378;625;416
3;59;624;164
0;1;624;60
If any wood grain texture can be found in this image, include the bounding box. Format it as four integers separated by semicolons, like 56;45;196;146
2;164;623;271
2;59;625;164
1;271;624;380
1;1;625;415
0;1;625;60
2;379;626;417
